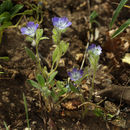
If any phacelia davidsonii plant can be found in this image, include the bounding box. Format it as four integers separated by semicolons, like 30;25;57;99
87;44;102;70
20;16;102;117
87;44;102;100
20;17;73;111
50;17;72;75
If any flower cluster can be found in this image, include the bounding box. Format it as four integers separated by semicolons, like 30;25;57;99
87;44;102;56
68;68;83;81
21;22;39;37
52;17;72;30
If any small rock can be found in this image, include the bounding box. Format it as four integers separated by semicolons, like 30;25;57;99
24;128;31;130
75;53;83;62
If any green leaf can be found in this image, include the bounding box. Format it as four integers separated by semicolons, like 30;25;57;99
69;83;79;93
52;28;58;44
0;12;11;23
28;79;51;97
36;29;43;42
109;0;128;28
56;81;68;93
48;71;58;83
28;80;41;90
25;47;36;61
10;4;24;19
52;46;60;63
40;36;49;40
59;41;69;54
52;28;58;35
21;10;33;15
0;21;12;32
28;79;45;93
0;30;3;44
52;35;58;44
36;74;45;87
51;81;67;102
23;93;30;128
107;113;115;120
49;80;55;88
3;121;9;130
90;11;98;23
0;0;13;14
56;81;64;89
0;56;9;60
58;90;66;97
51;91;59;102
112;19;130;38
25;36;33;42
42;87;51;97
94;108;104;117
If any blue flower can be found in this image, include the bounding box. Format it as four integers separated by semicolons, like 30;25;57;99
88;44;102;55
68;68;83;81
21;22;39;37
52;17;72;30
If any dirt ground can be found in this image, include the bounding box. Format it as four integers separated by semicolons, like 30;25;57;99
0;0;130;129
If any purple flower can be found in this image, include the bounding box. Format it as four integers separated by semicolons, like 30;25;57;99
21;22;39;37
52;17;72;30
68;68;83;81
88;44;102;55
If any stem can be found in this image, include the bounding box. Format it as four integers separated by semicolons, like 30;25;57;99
0;30;3;44
36;44;42;72
35;40;47;78
56;92;72;105
80;0;91;70
35;43;51;110
39;12;44;24
80;42;89;70
80;93;88;119
49;30;61;75
36;6;40;22
9;16;23;28
89;66;97;101
23;93;30;129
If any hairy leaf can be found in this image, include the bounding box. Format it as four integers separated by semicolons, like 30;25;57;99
36;74;45;87
25;47;36;61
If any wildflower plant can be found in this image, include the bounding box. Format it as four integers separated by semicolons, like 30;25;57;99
21;17;74;111
87;44;102;69
51;17;72;74
87;44;102;100
20;16;101;116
